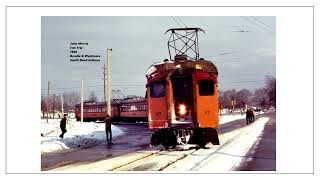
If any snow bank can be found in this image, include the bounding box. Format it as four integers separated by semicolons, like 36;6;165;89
219;114;246;125
41;119;125;154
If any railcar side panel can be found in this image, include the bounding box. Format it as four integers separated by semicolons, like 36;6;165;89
195;71;219;128
148;85;167;129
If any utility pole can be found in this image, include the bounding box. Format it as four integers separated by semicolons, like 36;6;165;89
103;63;106;103
107;48;112;117
47;81;50;123
81;79;83;123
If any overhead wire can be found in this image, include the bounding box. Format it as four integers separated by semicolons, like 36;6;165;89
170;16;184;28
250;16;273;31
176;16;187;28
240;16;274;34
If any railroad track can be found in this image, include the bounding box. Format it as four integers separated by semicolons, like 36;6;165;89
110;123;253;171
52;116;269;172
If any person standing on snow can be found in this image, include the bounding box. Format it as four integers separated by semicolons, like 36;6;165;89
59;114;68;139
104;115;113;144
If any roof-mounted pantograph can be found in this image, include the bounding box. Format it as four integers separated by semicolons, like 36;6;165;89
165;28;205;61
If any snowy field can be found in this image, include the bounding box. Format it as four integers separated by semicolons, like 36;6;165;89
41;119;125;154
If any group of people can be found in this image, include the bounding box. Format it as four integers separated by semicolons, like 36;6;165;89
246;109;256;125
59;114;113;145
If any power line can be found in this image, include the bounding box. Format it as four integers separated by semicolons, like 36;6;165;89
250;16;273;30
170;16;184;28
240;16;274;33
41;84;146;91
176;16;187;28
220;80;264;84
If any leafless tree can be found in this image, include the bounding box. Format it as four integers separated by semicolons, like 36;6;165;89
51;94;60;118
219;89;237;109
41;95;47;117
63;92;80;111
88;91;97;102
265;75;276;107
235;89;252;110
252;88;268;108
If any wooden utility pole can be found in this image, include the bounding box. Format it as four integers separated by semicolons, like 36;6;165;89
81;79;84;123
103;63;106;103
107;48;112;116
47;81;50;123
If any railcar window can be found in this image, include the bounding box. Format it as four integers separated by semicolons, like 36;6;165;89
150;81;165;97
199;80;214;96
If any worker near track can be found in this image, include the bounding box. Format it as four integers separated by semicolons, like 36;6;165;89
59;114;68;139
104;115;113;144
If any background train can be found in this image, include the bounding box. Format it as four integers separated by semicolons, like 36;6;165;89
75;98;148;122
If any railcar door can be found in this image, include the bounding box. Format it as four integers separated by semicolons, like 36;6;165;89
171;75;194;126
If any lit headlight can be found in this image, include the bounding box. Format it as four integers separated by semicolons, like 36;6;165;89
179;104;187;115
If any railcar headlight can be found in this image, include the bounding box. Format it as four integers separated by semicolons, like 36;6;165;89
179;104;187;115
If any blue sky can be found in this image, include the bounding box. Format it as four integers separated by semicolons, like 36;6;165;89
41;16;275;100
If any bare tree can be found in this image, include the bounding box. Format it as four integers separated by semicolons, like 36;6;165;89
265;75;276;107
236;89;252;110
219;89;237;109
51;94;60;118
88;91;97;102
41;95;47;118
63;92;80;111
252;88;268;109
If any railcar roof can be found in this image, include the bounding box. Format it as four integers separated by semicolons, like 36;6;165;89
146;59;218;78
122;98;147;103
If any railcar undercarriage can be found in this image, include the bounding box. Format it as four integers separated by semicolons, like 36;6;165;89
151;127;220;149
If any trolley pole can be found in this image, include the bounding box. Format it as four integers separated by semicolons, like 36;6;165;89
47;81;50;123
81;79;84;124
107;48;112;117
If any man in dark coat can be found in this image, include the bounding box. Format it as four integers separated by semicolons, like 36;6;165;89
59;114;68;139
104;115;113;144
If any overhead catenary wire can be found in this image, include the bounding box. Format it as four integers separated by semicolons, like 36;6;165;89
176;16;187;28
250;16;273;31
240;16;274;33
170;16;185;28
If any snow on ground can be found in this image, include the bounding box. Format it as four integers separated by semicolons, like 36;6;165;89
41;119;125;154
194;117;270;171
219;114;246;125
163;117;270;171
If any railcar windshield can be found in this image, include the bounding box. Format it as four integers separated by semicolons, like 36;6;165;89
199;80;214;96
150;81;166;97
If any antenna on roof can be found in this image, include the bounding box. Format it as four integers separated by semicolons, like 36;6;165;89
165;28;205;61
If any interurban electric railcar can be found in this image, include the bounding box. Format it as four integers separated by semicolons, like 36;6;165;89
75;98;148;122
146;28;220;148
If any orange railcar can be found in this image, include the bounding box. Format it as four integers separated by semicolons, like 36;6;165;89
146;28;220;148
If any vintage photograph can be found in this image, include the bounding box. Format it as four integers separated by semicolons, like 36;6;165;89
40;16;276;172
